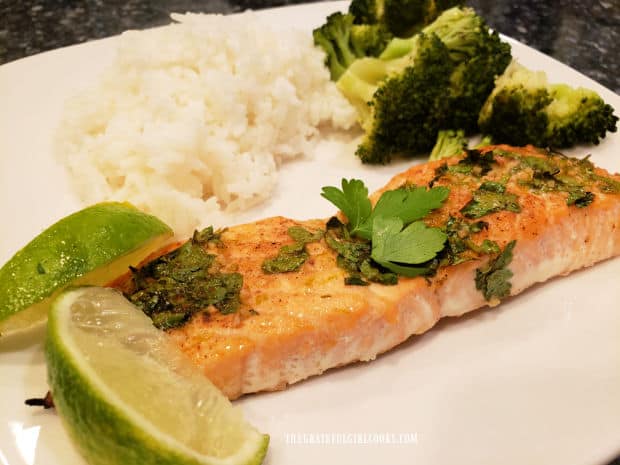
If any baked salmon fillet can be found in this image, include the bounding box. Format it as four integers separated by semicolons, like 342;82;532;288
115;145;620;399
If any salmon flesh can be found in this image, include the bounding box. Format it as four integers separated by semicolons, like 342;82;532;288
116;145;620;399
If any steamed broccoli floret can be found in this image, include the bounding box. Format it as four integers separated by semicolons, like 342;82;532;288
380;7;504;61
312;13;359;81
443;37;512;132
354;34;454;163
429;129;468;160
429;131;494;161
349;0;384;25
349;0;464;37
337;7;511;163
478;61;619;147
312;12;392;80
383;8;511;133
351;23;393;57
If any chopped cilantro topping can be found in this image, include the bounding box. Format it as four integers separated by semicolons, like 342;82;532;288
344;276;369;286
325;217;397;286
461;182;521;219
518;154;597;207
262;226;324;274
567;190;595;207
443;217;499;265
127;227;243;329
475;240;516;302
151;311;190;330
428;163;449;188
429;149;498;188
456;149;496;177
594;174;620;194
521;155;559;175
470;239;501;255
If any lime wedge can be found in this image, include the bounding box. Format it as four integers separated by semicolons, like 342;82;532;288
0;202;173;338
46;286;269;465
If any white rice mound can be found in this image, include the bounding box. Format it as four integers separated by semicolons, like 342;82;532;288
55;12;357;236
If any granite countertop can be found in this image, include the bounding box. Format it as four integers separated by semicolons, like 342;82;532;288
1;2;619;464
1;0;619;93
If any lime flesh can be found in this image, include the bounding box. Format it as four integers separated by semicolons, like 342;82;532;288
0;202;173;338
46;286;268;465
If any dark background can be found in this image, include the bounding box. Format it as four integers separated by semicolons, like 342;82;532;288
1;0;619;93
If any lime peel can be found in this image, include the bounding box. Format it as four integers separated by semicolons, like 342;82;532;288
0;202;173;338
46;287;268;465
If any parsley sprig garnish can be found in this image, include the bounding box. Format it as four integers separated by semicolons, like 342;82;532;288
321;179;450;278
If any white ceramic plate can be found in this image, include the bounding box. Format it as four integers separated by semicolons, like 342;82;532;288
1;2;619;464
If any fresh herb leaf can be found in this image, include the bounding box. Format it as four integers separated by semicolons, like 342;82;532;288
193;226;223;245
127;227;242;329
461;183;521;219
215;273;244;314
325;220;370;264
521;156;560;175
594;174;620;194
321;179;372;235
443;217;498;265
151;311;189;330
429;163;448;187
469;239;501;255
372;217;447;265
516;153;606;208
262;226;324;274
566;190;594;208
288;226;324;244
370;260;432;278
355;185;450;240
456;149;496;177
371;216;447;276
324;217;397;285
344;276;369;286
478;181;506;194
325;218;371;280
322;179;449;240
374;186;450;224
322;180;450;281
262;244;308;274
475;240;516;302
430;147;500;183
359;260;398;284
